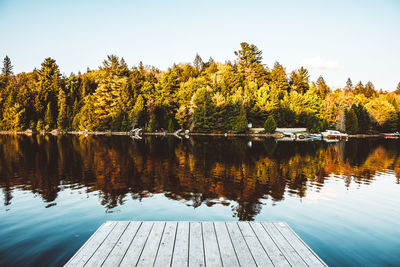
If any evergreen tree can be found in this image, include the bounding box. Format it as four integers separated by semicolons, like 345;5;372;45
396;82;400;94
345;108;359;134
344;78;353;91
234;42;262;67
233;105;248;133
191;87;215;132
57;89;68;130
2;56;13;76
44;102;54;130
289;67;310;94
264;115;277;133
270;62;289;91
193;53;204;74
354;81;364;95
35;58;61;118
316;76;330;98
364;81;377;98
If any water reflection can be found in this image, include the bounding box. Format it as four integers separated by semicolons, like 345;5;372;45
1;135;400;220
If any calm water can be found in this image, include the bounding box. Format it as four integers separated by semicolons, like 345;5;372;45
0;135;400;266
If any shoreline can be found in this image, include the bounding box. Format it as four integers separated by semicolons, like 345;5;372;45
0;130;382;138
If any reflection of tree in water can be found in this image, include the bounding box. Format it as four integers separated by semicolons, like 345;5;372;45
1;135;400;219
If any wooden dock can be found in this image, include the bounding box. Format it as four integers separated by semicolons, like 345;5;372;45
65;221;327;267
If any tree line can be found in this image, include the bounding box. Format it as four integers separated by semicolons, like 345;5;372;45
1;42;400;133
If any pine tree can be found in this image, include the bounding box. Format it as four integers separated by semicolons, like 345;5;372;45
44;102;54;130
396;82;400;94
264;115;277;133
345;108;359;134
316;76;331;98
233;105;248;133
234;42;263;67
289;67;310;94
57;89;68;130
1;56;13;76
344;78;353;91
191;87;215;132
193;53;204;73
270;62;289;91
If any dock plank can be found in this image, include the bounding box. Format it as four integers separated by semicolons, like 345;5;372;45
171;222;189;267
119;221;154;267
101;221;141;266
225;222;256;267
262;222;307;267
154;221;177;267
66;221;326;267
189;222;205;267
65;221;117;267
274;222;327;267
214;222;240;267
250;221;289;266
136;221;166;267
238;222;273;266
202;222;222;267
85;221;129;267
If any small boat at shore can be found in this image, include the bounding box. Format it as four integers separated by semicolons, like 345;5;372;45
321;130;348;139
380;132;400;139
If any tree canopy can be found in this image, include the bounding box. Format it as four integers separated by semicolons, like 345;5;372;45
0;44;399;133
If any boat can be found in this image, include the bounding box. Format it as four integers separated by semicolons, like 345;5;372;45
380;132;400;139
321;130;348;139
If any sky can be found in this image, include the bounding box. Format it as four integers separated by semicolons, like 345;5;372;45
0;0;399;90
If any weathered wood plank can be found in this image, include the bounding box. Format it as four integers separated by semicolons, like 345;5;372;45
237;222;274;266
65;221;117;267
66;221;325;267
171;222;189;267
101;221;142;266
189;222;205;267
262;222;307;267
225;222;256;267
202;222;222;267
250;221;289;266
214;222;240;267
137;221;166;267
119;221;154;267
274;222;327;266
154;221;177;267
85;221;129;267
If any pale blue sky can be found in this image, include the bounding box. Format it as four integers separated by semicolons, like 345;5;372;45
0;0;399;90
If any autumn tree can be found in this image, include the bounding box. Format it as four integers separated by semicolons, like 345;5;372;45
290;67;310;94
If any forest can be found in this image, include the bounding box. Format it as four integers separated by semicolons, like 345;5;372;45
1;42;400;134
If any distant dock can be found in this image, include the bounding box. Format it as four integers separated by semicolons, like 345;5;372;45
65;221;327;266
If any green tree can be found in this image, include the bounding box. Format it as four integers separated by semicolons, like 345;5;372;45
35;58;61;118
345;108;359;134
316;76;331;98
233;105;248;133
44;102;54;130
396;82;400;94
57;89;68;130
191;87;215;132
270;62;289;91
193;53;204;74
234;42;263;67
2;56;13;76
264;115;277;133
344;78;353;91
289;67;310;94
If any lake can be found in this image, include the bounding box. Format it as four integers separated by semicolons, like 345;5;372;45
0;134;399;266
